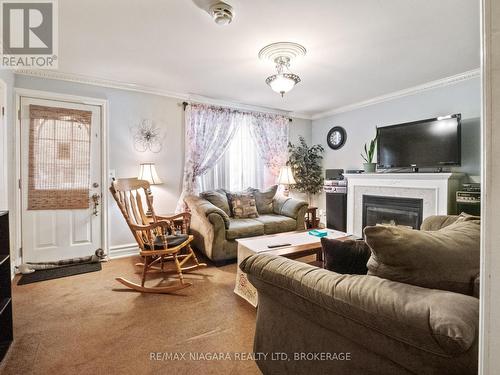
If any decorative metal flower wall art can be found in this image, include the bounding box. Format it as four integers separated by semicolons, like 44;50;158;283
131;119;164;153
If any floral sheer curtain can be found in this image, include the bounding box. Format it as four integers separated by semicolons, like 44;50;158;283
177;104;289;212
176;104;243;212
199;116;272;192
249;113;289;178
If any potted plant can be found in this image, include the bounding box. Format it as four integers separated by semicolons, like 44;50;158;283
288;136;325;205
361;134;378;173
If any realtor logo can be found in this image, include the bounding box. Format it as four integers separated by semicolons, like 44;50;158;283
1;0;58;68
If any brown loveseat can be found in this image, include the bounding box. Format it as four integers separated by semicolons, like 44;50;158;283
241;215;479;374
185;187;308;264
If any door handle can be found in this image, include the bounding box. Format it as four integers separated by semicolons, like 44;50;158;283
91;193;100;216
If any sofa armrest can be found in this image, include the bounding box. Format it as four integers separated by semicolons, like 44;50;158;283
273;196;308;220
184;195;229;261
184;195;230;229
241;254;478;357
472;273;480;298
421;215;460;231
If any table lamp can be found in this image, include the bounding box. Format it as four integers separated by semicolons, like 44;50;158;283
138;162;163;215
277;165;296;197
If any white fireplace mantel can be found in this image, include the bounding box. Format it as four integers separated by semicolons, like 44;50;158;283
344;172;465;237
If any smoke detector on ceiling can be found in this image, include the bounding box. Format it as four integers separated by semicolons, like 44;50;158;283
209;2;234;25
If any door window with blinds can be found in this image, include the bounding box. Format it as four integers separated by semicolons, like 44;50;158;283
28;105;92;210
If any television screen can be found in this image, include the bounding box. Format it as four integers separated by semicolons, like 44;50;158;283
377;114;461;169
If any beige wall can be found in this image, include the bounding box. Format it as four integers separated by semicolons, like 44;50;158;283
312;78;481;176
311;76;481;216
12;75;312;254
289;117;312;145
480;1;500;373
14;75;187;251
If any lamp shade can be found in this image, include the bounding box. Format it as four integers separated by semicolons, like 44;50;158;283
267;73;300;96
277;166;296;185
138;163;162;185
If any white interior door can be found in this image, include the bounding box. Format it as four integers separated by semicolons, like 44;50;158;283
20;97;102;262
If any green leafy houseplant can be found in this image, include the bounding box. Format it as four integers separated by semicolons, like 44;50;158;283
288;136;325;204
361;134;378;173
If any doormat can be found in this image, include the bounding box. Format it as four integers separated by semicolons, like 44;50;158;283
17;262;102;285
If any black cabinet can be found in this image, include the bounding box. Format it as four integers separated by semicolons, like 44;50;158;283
456;202;481;216
0;211;12;362
326;192;347;232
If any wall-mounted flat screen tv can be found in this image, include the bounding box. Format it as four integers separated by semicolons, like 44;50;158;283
377;114;461;169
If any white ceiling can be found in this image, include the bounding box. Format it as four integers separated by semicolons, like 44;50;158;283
54;0;480;117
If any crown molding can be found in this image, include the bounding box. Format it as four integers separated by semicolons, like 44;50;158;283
15;69;191;100
311;68;481;120
14;69;313;120
15;68;478;122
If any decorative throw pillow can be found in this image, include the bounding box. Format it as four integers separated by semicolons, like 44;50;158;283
200;189;231;216
228;192;259;219
321;238;371;275
248;185;278;214
364;218;480;295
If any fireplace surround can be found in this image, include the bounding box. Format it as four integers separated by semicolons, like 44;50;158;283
344;173;464;237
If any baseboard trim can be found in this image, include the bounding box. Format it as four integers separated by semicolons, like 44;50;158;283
109;243;139;259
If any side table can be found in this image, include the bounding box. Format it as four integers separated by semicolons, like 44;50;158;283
305;206;320;229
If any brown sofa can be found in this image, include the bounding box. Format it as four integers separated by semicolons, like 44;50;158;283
240;215;479;374
185;190;308;264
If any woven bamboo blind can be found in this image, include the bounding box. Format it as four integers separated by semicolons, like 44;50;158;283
28;105;92;210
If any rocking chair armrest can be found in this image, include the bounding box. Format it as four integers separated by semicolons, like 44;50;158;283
156;212;191;222
129;220;172;231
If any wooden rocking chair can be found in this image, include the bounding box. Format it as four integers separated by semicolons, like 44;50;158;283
110;178;206;293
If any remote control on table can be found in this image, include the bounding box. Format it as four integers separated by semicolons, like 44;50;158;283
267;243;292;248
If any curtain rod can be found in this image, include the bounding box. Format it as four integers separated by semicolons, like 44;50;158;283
181;101;293;122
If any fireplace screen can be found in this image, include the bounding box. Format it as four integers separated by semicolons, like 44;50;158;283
28;105;92;210
362;195;423;230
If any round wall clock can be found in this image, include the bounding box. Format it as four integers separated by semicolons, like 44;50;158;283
327;126;346;150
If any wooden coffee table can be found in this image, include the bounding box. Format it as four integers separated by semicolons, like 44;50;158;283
234;229;351;306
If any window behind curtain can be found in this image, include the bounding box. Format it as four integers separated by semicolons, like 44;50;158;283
199;117;273;192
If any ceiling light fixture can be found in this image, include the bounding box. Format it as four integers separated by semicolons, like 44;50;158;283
258;42;306;97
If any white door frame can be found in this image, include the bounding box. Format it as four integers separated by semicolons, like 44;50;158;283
13;88;109;267
0;78;7;210
479;0;500;373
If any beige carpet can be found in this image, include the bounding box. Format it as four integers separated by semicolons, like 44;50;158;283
0;256;261;375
